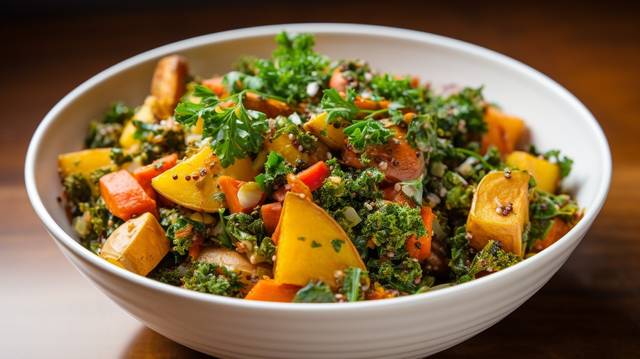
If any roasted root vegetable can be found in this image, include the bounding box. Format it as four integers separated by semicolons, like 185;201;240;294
261;202;282;234
274;192;366;287
243;92;292;118
296;161;330;192
342;129;424;182
218;176;264;213
58;148;114;178
303;112;346;150
133;153;178;198
196;247;258;278
151;146;256;212
265;133;329;167
481;106;526;155
506;151;560;193
100;212;169;276
530;218;571;252
466;170;530;256
405;206;434;261
245;279;301;302
151;55;189;119
100;170;157;221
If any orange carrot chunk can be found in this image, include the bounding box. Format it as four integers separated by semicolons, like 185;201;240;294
218;175;245;213
296;161;330;192
406;207;434;261
261;202;283;235
99;170;157;221
245;279;301;302
286;174;312;200
133;153;178;199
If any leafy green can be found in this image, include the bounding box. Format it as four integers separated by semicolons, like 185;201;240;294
447;226;471;280
360;202;425;256
63;174;92;208
338;267;369;302
252;32;330;103
543;149;574;178
526;190;580;250
174;86;268;167
320;88;359;125
109;147;132;166
429;87;486;145
293;281;336;303
459;240;520;282
370;73;425;109
255;151;293;193
222;211;274;264
103;102;135;124
344;119;393;152
273;115;319;152
182;262;244;297
369;257;423;293
85;103;133;148
130;120;185;164
223;71;264;93
160;208;207;256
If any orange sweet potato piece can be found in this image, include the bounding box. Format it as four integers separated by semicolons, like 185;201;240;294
100;170;157;221
481;106;526;156
405;207;434;261
245;279;301;302
133;153;178;199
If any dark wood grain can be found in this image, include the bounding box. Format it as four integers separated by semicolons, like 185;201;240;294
1;1;639;357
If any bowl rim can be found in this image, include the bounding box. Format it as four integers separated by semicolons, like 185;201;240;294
25;23;611;311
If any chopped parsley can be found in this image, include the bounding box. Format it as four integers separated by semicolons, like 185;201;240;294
331;239;345;253
344;119;393;152
293;281;336;303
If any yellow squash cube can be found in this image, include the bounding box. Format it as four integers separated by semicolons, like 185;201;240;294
151;146;256;212
466;170;530;257
119;96;157;149
58;148;114;178
274;192;366;287
303;112;346;150
506;151;560;193
100;212;169;276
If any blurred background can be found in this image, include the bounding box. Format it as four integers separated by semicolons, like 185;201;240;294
1;1;639;358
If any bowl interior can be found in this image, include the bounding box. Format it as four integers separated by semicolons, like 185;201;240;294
29;24;609;278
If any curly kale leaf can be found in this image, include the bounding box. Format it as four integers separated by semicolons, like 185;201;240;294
459;240;520;282
255;151;293;193
160;208;207;256
360;202;425;256
369;257;423;293
293;281;336;303
428;87;486;144
338;267;370;302
344;119;393;152
447;225;471;281
182;262;244;297
543;149;574;178
85;103;133;148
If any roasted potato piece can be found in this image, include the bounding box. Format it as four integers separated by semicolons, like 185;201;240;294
274;192;366;287
196;247;257;276
481;106;526;156
303;112;346;150
58;148;114;178
466;170;530;256
506;151;560;193
100;212;169;276
151;146;256;212
151;55;189;119
120;96;157;149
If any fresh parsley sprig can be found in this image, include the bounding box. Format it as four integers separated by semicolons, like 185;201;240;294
343;119;393;152
174;85;268;167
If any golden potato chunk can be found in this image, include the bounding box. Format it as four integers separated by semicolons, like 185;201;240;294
58;148;114;178
119;96;157;149
151;146;257;212
264;133;329;167
151;55;189;119
274;192;366;287
506;151;560;193
100;212;169;276
466;170;530;257
303;112;346;150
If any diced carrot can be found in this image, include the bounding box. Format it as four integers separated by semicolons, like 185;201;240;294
217;176;245;213
202;76;227;97
99;170;157;221
244;92;292;118
296;161;330;191
133;153;178;199
382;186;415;207
329;68;348;93
286;174;312;200
354;96;388;111
188;235;204;260
261;202;282;234
531;218;572;252
245;279;301;302
406;207;434;261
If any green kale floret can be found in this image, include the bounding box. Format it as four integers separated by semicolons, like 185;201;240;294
368;256;423;294
160;208;208;256
293;281;336;303
63;174;92;211
360;202;425;256
85;102;133;148
458;240;521;282
370;73;426;110
182;262;244;297
429;87;486;145
132;119;185;164
218;211;274;264
344;119;393;152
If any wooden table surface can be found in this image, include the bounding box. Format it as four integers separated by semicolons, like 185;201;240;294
2;2;639;358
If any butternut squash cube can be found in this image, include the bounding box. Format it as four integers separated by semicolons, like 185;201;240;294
151;146;256;212
303;112;346;150
481;107;526;156
58;148;114;178
274;192;366;287
466;170;530;257
506;151;560;193
100;212;169;276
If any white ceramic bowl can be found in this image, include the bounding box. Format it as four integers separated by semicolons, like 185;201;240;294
25;24;611;358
